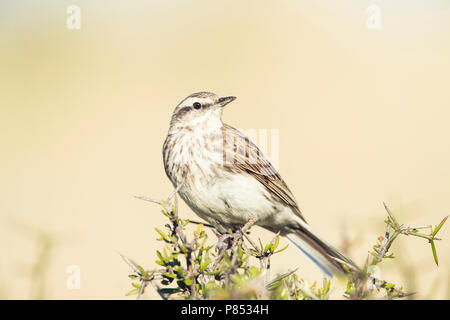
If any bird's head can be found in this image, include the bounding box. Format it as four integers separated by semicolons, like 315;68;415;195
169;92;236;131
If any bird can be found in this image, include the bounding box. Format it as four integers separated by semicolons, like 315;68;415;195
162;92;357;277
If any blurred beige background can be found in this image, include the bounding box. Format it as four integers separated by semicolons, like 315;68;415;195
1;0;449;299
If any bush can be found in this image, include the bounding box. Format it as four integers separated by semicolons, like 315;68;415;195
123;194;447;300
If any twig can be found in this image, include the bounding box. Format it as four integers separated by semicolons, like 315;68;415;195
266;268;298;288
137;280;147;300
383;202;399;227
368;276;415;298
120;254;143;276
166;182;184;204
133;195;162;205
134;182;184;207
151;281;168;300
377;224;391;261
401;225;431;231
243;233;259;252
213;218;257;269
260;232;280;285
187;220;215;229
375;203;404;263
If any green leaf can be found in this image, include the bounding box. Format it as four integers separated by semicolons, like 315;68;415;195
184;278;193;286
163;272;177;279
194;224;204;238
125;288;139;296
156;250;164;262
248;266;261;277
272;235;280;251
173;265;184;278
200;257;211;272
155;260;165;266
155;228;170;242
230;274;243;285
384;282;395;289
137;265;146;276
324;279;331;293
160;288;181;295
409;232;432;240
430;240;439;266
274;244;289;254
432;215;448;237
131;282;141;289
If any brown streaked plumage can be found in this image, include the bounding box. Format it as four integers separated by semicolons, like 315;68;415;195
162;92;358;277
220;123;307;222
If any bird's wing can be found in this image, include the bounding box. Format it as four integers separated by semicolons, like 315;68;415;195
221;124;306;222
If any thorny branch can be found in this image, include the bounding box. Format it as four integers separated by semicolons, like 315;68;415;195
125;188;296;299
345;203;448;299
125;188;447;300
373;203;447;266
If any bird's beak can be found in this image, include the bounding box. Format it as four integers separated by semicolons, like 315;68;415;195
217;96;236;108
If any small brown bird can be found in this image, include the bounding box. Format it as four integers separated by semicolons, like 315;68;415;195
163;92;357;277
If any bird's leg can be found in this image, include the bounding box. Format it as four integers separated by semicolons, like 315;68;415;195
212;218;257;271
239;218;257;235
231;218;257;245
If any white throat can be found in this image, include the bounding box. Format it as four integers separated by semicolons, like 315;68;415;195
171;109;223;135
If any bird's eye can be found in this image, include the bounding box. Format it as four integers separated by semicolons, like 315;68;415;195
193;102;202;110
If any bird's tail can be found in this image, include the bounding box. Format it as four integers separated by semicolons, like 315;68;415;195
286;226;358;278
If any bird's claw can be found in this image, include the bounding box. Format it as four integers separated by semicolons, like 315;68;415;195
215;218;256;253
